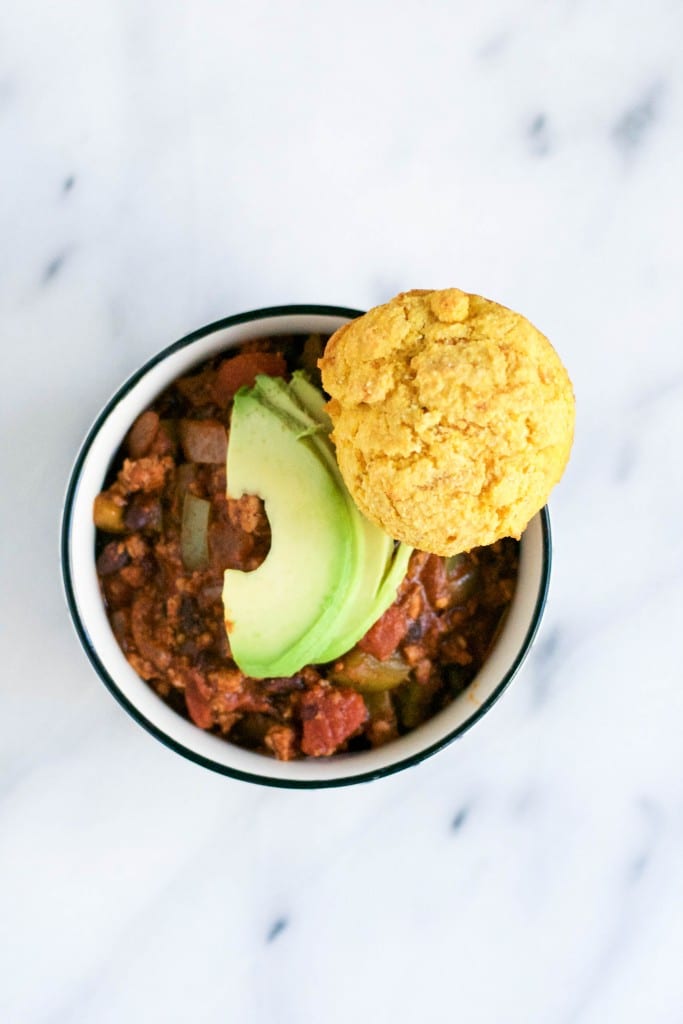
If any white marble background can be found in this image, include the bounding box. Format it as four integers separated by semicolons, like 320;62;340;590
2;0;682;1020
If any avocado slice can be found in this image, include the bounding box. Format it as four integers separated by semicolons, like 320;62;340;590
252;370;329;430
223;375;414;678
283;374;415;661
251;375;341;491
248;373;414;664
223;390;353;678
316;538;413;665
288;371;331;428
251;373;326;438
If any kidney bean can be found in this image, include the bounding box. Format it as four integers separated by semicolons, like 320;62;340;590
124;494;162;532
96;541;130;576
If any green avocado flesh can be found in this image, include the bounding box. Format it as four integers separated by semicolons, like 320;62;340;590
317;539;414;665
288;372;330;426
223;372;413;678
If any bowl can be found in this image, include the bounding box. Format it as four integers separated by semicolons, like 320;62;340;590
61;304;552;788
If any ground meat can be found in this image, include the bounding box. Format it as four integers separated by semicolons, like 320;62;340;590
227;494;265;533
118;456;172;494
264;724;298;761
365;692;399;748
93;336;519;760
130;593;173;672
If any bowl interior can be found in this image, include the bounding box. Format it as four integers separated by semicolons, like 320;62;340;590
63;308;550;787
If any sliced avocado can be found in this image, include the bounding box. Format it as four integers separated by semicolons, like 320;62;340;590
223;375;414;677
377;539;414;597
223;390;353;678
251;373;323;439
314;521;393;663
251;376;395;663
284;374;416;662
253;375;343;487
288;371;332;429
316;537;413;664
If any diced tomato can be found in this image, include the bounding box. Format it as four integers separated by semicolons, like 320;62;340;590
300;683;367;757
358;603;409;661
212;352;288;406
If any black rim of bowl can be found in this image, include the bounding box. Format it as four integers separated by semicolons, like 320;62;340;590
61;303;553;789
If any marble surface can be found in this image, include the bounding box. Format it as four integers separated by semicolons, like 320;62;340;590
2;0;682;1020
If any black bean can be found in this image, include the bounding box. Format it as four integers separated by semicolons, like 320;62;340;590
405;618;425;644
445;664;470;696
261;676;306;695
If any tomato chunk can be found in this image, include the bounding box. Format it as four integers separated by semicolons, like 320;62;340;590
213;352;287;406
300;683;367;757
358;603;409;661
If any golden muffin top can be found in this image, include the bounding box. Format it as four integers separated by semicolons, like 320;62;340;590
319;288;575;556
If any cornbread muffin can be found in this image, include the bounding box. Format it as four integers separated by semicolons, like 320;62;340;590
319;288;575;555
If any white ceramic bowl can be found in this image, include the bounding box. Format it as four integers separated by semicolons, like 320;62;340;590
61;305;551;788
